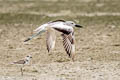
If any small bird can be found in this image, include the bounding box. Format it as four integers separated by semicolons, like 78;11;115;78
12;55;32;76
24;20;82;61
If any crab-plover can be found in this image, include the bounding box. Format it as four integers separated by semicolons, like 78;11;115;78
24;20;82;61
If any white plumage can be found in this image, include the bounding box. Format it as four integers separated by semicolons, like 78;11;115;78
11;55;32;76
24;20;82;61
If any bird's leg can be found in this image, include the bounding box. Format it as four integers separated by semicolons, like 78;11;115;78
21;64;24;76
21;67;23;76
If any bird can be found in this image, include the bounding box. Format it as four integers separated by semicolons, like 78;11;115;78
11;55;32;76
24;20;82;61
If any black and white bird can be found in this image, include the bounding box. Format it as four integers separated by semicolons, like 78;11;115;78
24;20;82;61
12;55;32;76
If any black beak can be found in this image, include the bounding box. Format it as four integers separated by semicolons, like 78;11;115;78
75;24;83;28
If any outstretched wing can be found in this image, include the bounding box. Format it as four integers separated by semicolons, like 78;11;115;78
46;27;56;52
61;32;75;57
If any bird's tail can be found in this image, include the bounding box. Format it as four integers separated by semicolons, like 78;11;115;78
9;62;16;65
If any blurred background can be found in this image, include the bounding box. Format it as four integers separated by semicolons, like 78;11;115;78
0;0;120;80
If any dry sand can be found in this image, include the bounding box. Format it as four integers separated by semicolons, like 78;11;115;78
0;23;120;80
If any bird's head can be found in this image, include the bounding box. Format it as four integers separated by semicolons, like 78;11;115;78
65;21;83;28
25;55;32;60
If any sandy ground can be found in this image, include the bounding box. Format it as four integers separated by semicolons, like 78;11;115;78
0;23;120;80
0;0;120;80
